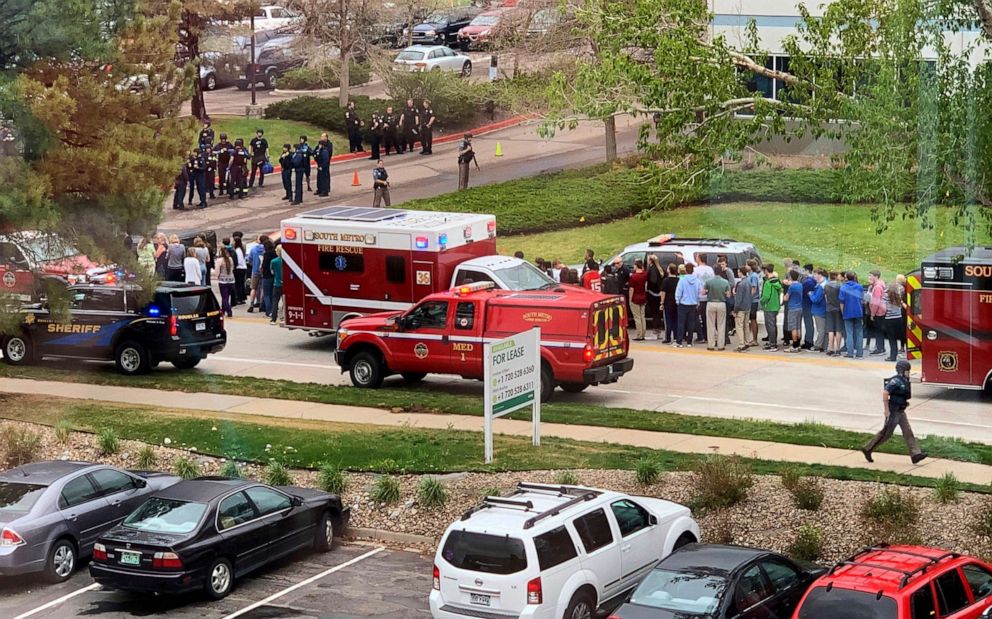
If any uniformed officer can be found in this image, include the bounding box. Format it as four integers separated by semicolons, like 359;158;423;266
184;149;197;207
297;135;313;192
205;143;217;199
862;360;928;464
372;159;390;208
368;112;383;160
419;99;436;155
457;133;475;191
173;162;189;210
399;98;419;154
279;144;294;201
191;146;209;208
249;129;269;188
229;138;250;199
345;101;364;153
314;133;332;197
291;141;308;204
198;119;214;148
213;134;232;194
382;106;399;155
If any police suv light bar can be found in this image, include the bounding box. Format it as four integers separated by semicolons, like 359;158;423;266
647;233;676;246
453;281;496;295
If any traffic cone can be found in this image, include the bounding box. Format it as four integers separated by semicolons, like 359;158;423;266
495;141;503;157
351;170;361;186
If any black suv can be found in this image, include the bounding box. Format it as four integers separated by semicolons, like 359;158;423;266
411;7;482;46
2;282;226;375
237;39;304;90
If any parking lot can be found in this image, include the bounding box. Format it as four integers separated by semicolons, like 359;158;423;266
1;544;431;619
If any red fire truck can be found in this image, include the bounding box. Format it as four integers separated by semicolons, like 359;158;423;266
905;246;992;393
279;206;561;333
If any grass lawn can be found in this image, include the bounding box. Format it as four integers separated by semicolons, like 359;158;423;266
196;115;348;156
3;394;984;492
501;202;992;278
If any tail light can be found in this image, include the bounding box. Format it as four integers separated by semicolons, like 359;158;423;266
432;564;440;590
169;315;178;337
93;543;107;561
414;62;427;69
487;220;496;237
152;551;183;569
526;576;542;605
0;528;24;547
583;342;594;363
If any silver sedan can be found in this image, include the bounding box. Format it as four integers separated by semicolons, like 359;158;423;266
392;45;473;77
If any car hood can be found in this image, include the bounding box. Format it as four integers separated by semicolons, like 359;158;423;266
460;25;492;35
613;603;714;619
99;526;192;547
338;312;402;332
38;254;99;275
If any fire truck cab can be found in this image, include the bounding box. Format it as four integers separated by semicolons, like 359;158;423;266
906;246;992;393
279;206;559;333
334;281;634;401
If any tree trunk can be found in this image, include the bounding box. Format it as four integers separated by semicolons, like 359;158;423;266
183;11;207;120
605;115;617;162
339;49;351;107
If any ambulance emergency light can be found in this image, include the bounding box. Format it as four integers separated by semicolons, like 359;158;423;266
647;233;676;246
415;236;429;249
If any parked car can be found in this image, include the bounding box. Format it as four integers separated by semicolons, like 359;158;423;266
249;4;301;32
1;282;227;375
0;230;109;297
0;461;180;582
611;544;825;618
199;51;240;91
236;37;304;90
607;234;763;275
392;45;472;76
89;477;350;600
792;544;992;619
411;7;482;46
456;9;511;51
430;482;699;619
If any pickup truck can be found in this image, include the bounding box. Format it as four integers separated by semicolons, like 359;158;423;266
335;281;634;401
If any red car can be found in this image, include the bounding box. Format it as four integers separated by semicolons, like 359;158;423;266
793;544;992;619
456;9;511;50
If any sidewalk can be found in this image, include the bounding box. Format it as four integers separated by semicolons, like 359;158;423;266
2;377;985;484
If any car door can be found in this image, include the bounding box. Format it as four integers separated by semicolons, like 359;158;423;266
908;583;937;619
728;563;776;619
89;468;146;529
935;567;983;619
216;491;268;575
391;299;452;373
608;499;659;592
49;287;127;358
960;563;992;617
58;474;110;554
451;300;483;377
756;557;805;618
244;486;312;557
572;508;622;603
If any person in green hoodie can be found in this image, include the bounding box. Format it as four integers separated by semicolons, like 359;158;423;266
760;263;783;350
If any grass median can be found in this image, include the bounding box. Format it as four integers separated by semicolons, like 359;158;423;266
200;115;348;157
1;364;989;468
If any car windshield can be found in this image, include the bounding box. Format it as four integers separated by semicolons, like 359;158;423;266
629;569;726;614
493;262;557;290
425;13;448;24
471;15;499;26
0;482;47;514
396;50;426;61
797;587;898;619
20;235;80;262
441;530;527;574
124;498;206;534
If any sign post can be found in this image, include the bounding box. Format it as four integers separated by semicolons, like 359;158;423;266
483;327;541;464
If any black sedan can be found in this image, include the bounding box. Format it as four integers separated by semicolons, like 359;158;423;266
89;477;350;600
611;544;825;619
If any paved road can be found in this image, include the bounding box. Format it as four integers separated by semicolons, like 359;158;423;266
1;544;431;619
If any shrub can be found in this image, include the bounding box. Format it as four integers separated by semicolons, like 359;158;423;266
264;461;293;486
3;427;41;467
480;485;502;498
972;499;992;538
173;456;201;480
98;428;120;456
861;487;919;543
382;69;482;128
635;459;661;486
277;61;371;90
780;466;802;492
789;524;825;561
218;460;242;478
554;470;579;486
318;463;347;495
136;445;158;469
417;477;448;507
689;456;754;511
933;472;959;504
789;477;825;511
370;475;401;505
708;510;735;545
54;419;72;444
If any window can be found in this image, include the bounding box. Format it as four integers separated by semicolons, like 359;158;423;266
910;585;936;619
429;49;440;59
935;570;970;616
621;251;645;269
610;500;651;537
245;486;292;516
734;564;773;613
70;289;124;312
649;252;682;268
90;469;135;495
630;569;725;614
455;302;475;330
0;242;26;266
318;251;365;273
760;559;800;592
454;269;495;286
270;8;287;18
797;586;898;619
218;492;257;530
60;476;100;508
963;564;992;601
385;256;406;284
0;482;47;513
170;291;218;316
573;509;613;553
440;531;527;574
125;498;206;534
406;300;448;329
534;526;578;570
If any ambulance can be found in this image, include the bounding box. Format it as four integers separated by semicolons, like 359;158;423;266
905;246;992;393
278;206;560;333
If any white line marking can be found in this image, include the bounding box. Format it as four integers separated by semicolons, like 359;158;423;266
13;583;101;619
212;356;330;369
221;547;385;619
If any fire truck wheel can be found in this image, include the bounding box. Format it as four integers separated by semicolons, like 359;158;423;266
2;335;33;365
559;383;588;394
539;363;554;403
401;372;426;382
350;351;385;389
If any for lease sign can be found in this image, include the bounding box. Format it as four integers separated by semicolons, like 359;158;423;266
483;328;541;463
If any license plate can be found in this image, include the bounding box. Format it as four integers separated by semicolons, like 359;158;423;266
196;322;206;331
120;550;141;566
469;593;490;607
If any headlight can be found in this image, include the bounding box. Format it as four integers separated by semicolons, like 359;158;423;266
425;29;435;36
337;328;349;342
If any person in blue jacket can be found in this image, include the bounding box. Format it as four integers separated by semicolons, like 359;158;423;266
809;268;827;351
279;144;293;201
839;271;865;358
800;264;817;349
292;141;308;205
314;133;332;197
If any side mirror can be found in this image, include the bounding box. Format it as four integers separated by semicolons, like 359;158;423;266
648;514;658;526
396;316;409;331
291;496;303;507
981;607;992;619
134;478;148;489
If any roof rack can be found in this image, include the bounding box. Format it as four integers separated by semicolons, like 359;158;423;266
522;491;600;530
460;496;535;521
513;482;602;497
829;545;960;588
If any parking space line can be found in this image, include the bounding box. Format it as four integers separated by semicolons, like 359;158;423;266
220;547;385;619
13;583;101;619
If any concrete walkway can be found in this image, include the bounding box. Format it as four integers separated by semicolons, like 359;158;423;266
3;377;987;484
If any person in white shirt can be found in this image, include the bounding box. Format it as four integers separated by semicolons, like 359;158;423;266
693;254;715;343
550;258;564;283
183;248;202;285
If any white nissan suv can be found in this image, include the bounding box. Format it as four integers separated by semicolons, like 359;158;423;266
429;482;700;619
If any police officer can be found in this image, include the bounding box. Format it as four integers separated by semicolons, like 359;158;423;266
297;135;313;192
229;138;250;199
184;149;198;207
191;146;209;208
198;119;214;148
372;159;390;207
279;144;294;201
291;141;308;204
862;360;928;464
345;101;364;153
205;144;217;199
382;106;400;155
314;133;332;197
419;99;436;155
213;134;232;194
368;111;383;160
173;162;189;210
457;133;475;191
249;129;269;188
400;98;419;154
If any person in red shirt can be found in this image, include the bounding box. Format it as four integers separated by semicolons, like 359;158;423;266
628;259;648;340
581;258;602;291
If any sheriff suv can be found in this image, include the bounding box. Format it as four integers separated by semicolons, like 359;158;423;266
430;482;699;619
1;282;226;375
793;544;992;619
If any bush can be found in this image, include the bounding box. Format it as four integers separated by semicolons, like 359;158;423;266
635;459;661;486
98;428;120;456
371;475;401;505
218;461;242;478
780;466;802;492
933;472;959;504
789;477;825;511
554;470;580;485
264;461;293;486
972;499;992;538
417;477;448;507
318;463;347;495
54;419;72;444
277;61;372;90
382;69;482;128
480;485;502;498
136;445;158;469
3;427;41;467
789;524;825;561
861;487;919;543
173;456;201;480
689;456;754;511
704;168;849;204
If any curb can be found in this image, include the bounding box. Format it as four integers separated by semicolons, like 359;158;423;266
345;526;434;549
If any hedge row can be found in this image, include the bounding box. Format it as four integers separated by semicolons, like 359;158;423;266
277;62;372;91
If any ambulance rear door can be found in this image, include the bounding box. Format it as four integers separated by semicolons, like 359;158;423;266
920;268;973;386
